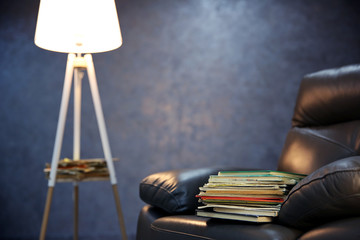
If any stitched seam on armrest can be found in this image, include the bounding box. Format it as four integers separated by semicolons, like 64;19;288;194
141;182;183;211
151;224;214;240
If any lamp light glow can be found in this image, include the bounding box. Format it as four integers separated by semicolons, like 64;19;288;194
34;0;122;53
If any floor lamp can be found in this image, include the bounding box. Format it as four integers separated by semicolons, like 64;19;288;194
34;1;127;239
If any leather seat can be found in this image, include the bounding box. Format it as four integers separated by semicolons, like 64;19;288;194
137;205;302;240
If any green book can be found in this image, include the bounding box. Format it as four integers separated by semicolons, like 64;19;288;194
208;175;298;185
218;170;307;179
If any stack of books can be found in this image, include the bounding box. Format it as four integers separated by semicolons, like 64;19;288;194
196;170;306;222
44;158;112;181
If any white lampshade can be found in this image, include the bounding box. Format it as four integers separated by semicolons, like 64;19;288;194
34;0;122;54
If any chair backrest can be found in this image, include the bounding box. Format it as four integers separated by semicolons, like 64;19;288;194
277;65;360;174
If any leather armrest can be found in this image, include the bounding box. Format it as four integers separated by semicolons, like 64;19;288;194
139;167;243;214
279;156;360;229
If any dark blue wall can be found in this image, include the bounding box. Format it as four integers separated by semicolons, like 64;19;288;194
1;0;360;239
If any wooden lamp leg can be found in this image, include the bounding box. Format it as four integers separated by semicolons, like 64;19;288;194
39;187;54;240
40;54;76;240
112;184;128;240
73;184;79;240
73;58;83;240
85;54;128;239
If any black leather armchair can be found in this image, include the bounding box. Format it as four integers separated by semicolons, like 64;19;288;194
136;65;360;240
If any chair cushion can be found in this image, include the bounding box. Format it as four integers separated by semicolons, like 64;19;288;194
278;156;360;229
137;205;303;240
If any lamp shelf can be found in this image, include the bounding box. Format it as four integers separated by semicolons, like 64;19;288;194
44;157;118;182
55;176;110;183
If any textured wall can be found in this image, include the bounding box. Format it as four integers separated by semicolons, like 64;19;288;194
1;0;360;239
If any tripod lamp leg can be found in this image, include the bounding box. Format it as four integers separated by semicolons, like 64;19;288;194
112;184;128;240
39;186;54;240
